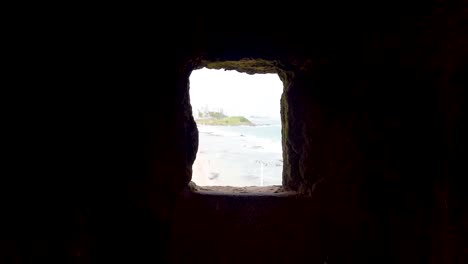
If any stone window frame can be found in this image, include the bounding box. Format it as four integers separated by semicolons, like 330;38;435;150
180;57;301;193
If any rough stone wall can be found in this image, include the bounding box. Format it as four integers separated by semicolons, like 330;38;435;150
175;3;467;263
176;3;467;263
6;1;467;263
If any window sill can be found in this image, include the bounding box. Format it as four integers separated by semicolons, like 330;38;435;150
187;182;297;197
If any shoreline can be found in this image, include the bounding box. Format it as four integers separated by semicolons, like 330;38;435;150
192;124;283;187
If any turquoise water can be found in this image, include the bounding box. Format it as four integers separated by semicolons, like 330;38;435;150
216;116;281;143
192;117;283;186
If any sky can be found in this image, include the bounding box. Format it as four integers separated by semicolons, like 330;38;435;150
189;68;283;120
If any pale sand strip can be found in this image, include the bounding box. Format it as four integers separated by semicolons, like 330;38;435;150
191;156;216;186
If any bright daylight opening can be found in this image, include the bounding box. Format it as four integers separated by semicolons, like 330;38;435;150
190;68;283;187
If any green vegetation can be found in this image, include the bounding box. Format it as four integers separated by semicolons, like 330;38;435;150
196;116;254;126
196;108;254;126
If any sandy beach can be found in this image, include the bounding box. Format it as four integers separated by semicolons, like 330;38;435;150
191;124;283;187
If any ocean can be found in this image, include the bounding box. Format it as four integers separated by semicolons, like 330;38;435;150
192;117;283;186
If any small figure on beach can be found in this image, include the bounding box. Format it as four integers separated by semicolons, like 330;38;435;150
209;172;219;180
